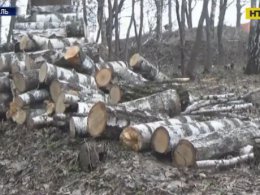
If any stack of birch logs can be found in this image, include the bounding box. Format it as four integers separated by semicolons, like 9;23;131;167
1;3;260;170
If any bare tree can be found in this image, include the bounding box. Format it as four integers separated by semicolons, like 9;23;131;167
96;0;105;44
209;0;217;38
154;0;163;41
217;0;228;65
186;0;197;29
186;0;209;79
204;2;212;73
168;0;172;31
7;0;16;44
245;0;259;74
138;0;144;52
82;0;88;41
114;0;120;59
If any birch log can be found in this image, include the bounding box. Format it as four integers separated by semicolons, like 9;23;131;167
34;13;83;23
14;89;50;108
13;108;47;125
87;101;168;139
39;62;96;88
172;122;260;167
151;118;244;154
14;28;67;38
31;5;79;14
10;60;26;74
120;116;196;152
27;115;54;129
69;116;88;138
15;21;71;30
120;89;182;117
12;69;40;93
0;52;17;72
129;53;169;81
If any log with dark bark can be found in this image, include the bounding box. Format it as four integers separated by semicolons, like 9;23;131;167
12;69;40;93
0;73;11;92
109;81;189;108
120;116;196;152
39;62;96;88
129;53;169;81
69;116;88;138
151;118;244;155
172;122;260;167
87;101;167;139
14;89;50;108
120;89;182;117
95;61;147;91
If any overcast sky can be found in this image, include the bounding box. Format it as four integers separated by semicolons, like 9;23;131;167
0;0;252;43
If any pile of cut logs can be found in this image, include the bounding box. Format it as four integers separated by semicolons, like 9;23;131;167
1;4;260;170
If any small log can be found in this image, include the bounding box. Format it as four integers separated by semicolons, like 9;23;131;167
39;62;96;88
69;116;88;138
12;69;40;93
151;118;244;154
27;114;54;129
95;61;147;91
49;79;88;102
15;21;72;30
108;82;189;107
52;113;70;127
48;38;85;50
196;153;254;168
120;89;182;117
13;107;46;125
14;28;67;38
120;116;196;152
0;73;11;92
14;89;50;108
31;5;79;14
190;93;235;104
87;101;167;139
129;53;169;81
172;122;260;167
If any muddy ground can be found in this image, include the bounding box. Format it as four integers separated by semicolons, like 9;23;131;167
1;27;260;195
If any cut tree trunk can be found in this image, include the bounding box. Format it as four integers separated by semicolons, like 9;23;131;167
12;69;40;93
39;62;96;88
172;122;260;167
87;101;167;139
13;107;46;125
27;114;54;129
14;89;50;108
108;81;189;108
31;5;79;14
0;73;11;92
14;21;72;30
129;53;169;81
152;118;244;155
95;61;147;91
69;116;88;138
14;28;67;38
120;116;196;152
120;89;182;117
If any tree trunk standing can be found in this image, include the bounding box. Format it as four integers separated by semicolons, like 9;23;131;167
125;0;135;61
107;0;113;60
82;0;88;41
217;0;228;66
245;1;260;74
186;0;194;29
7;0;16;44
114;0;120;59
236;0;241;28
176;0;186;76
154;0;163;41
168;0;172;32
138;0;143;52
209;0;217;38
186;0;209;79
96;0;105;43
204;4;212;73
0;16;1;44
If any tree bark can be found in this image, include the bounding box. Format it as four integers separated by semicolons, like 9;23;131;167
7;0;16;44
173;122;260;167
69;116;88;138
154;0;163;41
209;0;217;38
82;0;88;41
31;5;78;14
204;4;212;73
168;0;172;31
120;116;196;151
236;0;241;28
129;53;169;81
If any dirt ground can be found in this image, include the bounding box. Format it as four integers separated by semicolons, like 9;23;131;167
1;27;260;195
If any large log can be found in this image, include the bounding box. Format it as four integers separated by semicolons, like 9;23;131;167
151;118;244;155
39;62;96;88
172;122;260;167
120;116;197;152
0;73;11;92
14;89;50;108
31;5;79;14
14;28;67;38
129;53;169;81
120;89;182;117
12;69;40;93
95;61;147;91
15;21;72;30
87;101;168;139
109;81;189;108
69;116;88;138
